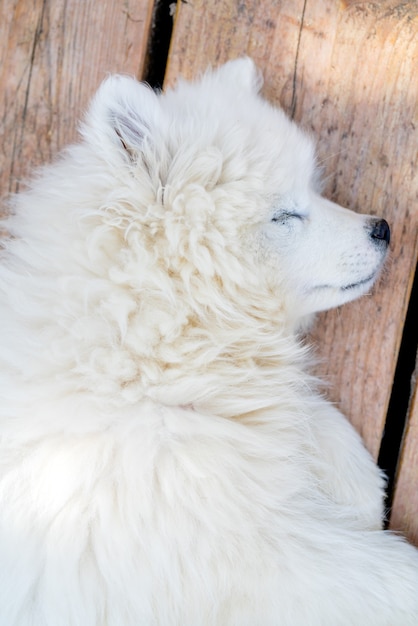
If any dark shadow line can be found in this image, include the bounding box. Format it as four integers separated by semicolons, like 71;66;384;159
143;0;175;89
378;262;418;524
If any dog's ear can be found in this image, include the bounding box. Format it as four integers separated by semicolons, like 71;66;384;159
84;75;160;159
215;57;263;94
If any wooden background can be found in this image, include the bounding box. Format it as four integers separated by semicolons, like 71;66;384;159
1;0;417;545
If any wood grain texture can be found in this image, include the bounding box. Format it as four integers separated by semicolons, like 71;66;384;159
0;0;154;196
391;368;418;546
167;0;418;461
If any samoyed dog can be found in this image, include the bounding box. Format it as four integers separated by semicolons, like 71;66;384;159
0;58;417;625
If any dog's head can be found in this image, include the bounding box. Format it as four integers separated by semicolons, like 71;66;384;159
83;58;389;327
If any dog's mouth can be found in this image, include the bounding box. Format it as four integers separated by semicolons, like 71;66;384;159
340;272;377;292
310;271;378;294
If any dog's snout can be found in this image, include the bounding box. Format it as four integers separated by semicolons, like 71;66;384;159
370;218;390;246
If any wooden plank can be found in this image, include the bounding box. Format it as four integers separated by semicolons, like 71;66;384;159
167;0;306;82
391;369;418;546
0;0;154;196
167;0;418;460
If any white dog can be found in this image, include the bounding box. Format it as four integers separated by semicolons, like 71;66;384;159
0;58;417;625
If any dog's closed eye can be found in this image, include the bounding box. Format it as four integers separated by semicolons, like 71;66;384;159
271;212;305;224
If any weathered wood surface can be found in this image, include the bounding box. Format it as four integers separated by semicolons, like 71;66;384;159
167;0;418;542
391;371;418;544
0;0;154;196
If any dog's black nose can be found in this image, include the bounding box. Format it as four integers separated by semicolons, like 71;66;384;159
370;218;390;245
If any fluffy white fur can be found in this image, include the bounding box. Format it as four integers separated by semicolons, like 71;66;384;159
0;58;417;625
